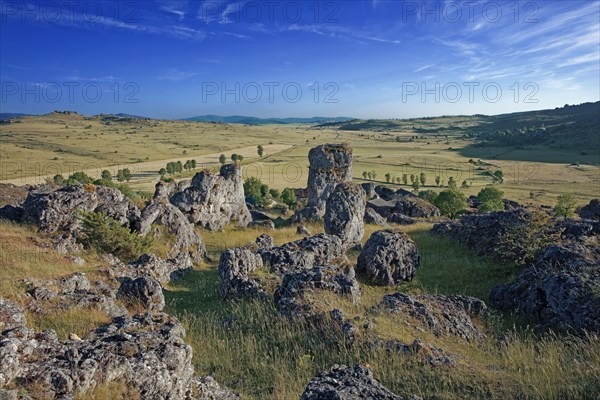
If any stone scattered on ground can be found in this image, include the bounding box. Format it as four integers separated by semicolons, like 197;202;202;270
117;276;165;312
219;247;265;299
364;207;388;226
578;198;600;220
357;230;421;286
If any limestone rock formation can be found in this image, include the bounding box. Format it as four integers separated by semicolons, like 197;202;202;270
490;243;600;333
324;183;366;249
219;247;265;298
357;230;421;286
107;253;193;284
263;234;345;274
117;276;165;312
293;144;353;222
21;184;140;232
300;364;406;400
394;196;440;218
170;164;251;231
578;198;600;220
382;293;487;341
364;207;388;226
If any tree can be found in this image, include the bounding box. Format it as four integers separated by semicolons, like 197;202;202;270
371;171;377;180
402;174;408;185
461;180;469;188
477;187;504;213
281;188;297;208
122;168;132;182
53;174;66;185
385;173;391;183
554;193;577;217
237;155;244;162
116;169;126;182
435;176;441;186
159;168;167;176
419;172;426;186
219;154;226;164
175;161;183;174
418;190;438;204
434;188;467;219
412;180;421;191
362;171;368;179
184;160;191;171
492;169;504;183
101;170;112;181
448;176;457;189
269;188;281;200
166;162;175;175
367;172;372;180
191;159;197;169
231;154;239;162
257;145;264;157
410;174;415;183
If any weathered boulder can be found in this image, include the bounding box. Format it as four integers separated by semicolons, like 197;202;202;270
360;182;377;199
23;273;127;318
364;207;387;226
107;253;193;284
1;312;195;399
255;233;275;251
263;234;345;274
578;199;600;220
382;293;487;341
0;205;23;222
375;185;397;201
274;265;361;319
170;164;251;231
293;144;353;222
366;198;396;218
194;376;240;399
137;201;206;263
324;183;366;249
117;276;165;312
300;364;404;400
357;230;421;286
0;297;26;333
0;183;31;206
219;247;265;298
394;196;440;218
490;243;600;333
297;225;311;237
21;184;140;232
387;213;416;225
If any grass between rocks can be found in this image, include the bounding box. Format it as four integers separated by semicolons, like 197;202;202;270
164;223;600;400
1;220;599;399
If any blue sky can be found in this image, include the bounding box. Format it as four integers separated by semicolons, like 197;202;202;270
1;0;599;119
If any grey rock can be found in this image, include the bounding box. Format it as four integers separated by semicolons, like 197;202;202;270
364;208;387;226
255;234;275;251
360;182;377;199
324;183;366;249
578;198;600;220
274;265;360;320
0;297;27;333
296;225;312;237
117;276;165;312
248;220;275;230
490;243;600;333
0;205;23;222
137;200;207;263
382;293;487;341
394;196;440;218
293;144;353;222
22;184;140;233
263;234;345;274
170;164;251;231
375;185;397;201
109;253;194;284
386;213;417;225
300;364;403;400
357;230;421;286
366;198;396;218
194;376;240;399
219;248;265;299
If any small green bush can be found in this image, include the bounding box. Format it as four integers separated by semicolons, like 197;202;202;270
77;211;152;262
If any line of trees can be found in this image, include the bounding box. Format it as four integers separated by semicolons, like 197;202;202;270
159;159;197;176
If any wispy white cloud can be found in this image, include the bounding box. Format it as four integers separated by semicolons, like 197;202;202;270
158;0;188;20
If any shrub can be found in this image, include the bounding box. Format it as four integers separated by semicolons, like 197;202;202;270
554;193;577;217
478;187;505;213
434;188;467;219
418;190;438;204
77;211;152;263
281;188;297;208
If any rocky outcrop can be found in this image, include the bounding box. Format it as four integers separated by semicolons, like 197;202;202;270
357;230;421;286
300;364;405;400
274;265;360;320
21;184;140;232
387;213;416;225
263;234;345;274
0;297;26;333
170;164;251;231
107;253;193;284
394;196;440;218
137;201;207;263
23;273;127;318
255;233;275;251
293;144;353;222
324;183;366;249
296;225;311;237
219;247;265;299
578;199;600;220
361;182;377;199
1;311;195;399
382;293;487;341
194;376;240;399
490;243;600;333
117;276;165;312
0;205;22;222
366;198;396;218
364;207;387;226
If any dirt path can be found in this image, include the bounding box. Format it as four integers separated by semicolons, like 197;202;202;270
1;144;292;186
